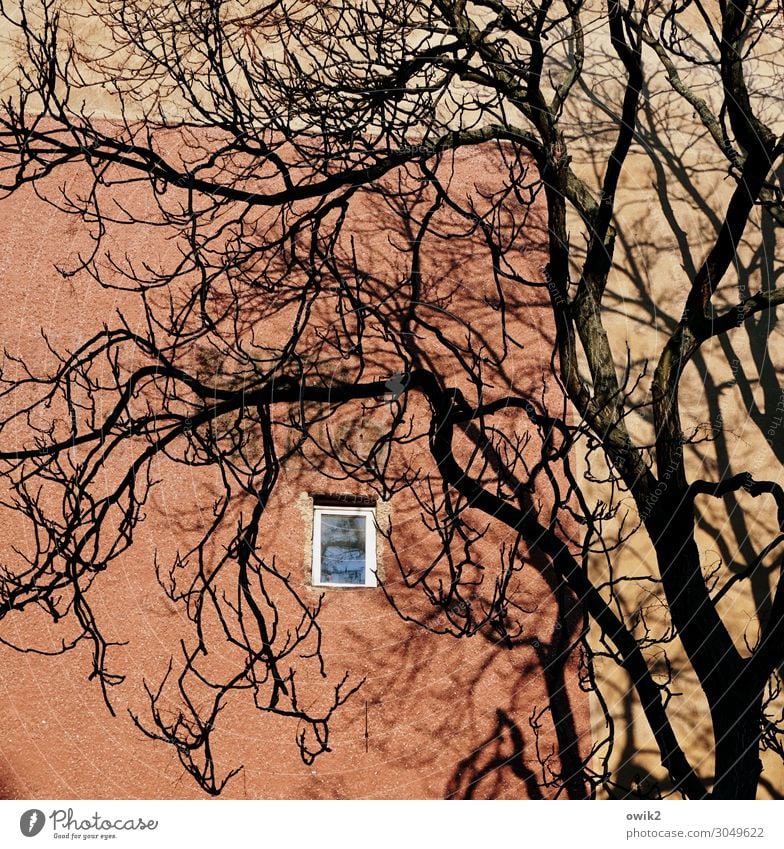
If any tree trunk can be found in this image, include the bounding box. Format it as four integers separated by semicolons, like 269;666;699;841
711;691;763;799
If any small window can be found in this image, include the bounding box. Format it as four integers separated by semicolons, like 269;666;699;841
312;505;377;588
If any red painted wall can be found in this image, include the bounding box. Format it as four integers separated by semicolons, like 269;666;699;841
0;139;590;799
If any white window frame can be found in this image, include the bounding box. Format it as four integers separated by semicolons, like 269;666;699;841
311;505;377;588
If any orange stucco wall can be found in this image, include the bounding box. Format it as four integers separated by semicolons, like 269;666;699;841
0;138;590;799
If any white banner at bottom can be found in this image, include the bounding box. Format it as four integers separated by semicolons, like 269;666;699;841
1;799;782;849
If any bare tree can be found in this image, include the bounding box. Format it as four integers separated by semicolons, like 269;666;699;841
0;0;783;799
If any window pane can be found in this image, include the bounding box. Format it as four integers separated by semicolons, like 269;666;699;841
319;514;367;584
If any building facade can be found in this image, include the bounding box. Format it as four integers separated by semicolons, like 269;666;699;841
0;139;591;800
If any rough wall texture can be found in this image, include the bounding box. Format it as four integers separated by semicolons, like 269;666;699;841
0;140;590;800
